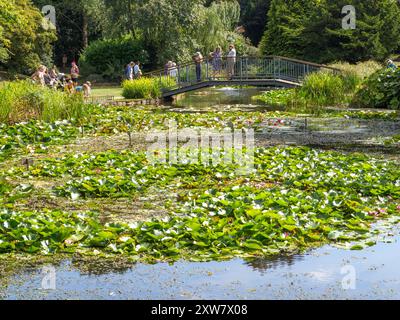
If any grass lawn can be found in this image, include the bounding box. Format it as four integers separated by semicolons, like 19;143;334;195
91;86;123;98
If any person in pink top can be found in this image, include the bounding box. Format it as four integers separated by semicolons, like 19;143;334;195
70;61;80;85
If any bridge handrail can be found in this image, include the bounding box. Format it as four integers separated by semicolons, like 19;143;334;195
144;55;341;77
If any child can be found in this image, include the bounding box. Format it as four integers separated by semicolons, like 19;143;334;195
65;79;75;94
83;81;92;98
76;81;92;98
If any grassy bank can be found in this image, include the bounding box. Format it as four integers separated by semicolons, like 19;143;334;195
253;60;397;112
0;81;87;124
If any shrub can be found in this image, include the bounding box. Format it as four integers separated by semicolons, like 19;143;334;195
0;80;87;124
352;68;400;109
122;78;159;99
122;77;177;99
299;71;346;106
79;35;149;82
254;70;360;114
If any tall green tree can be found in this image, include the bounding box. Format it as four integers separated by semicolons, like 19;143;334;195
32;0;104;66
260;0;400;63
238;0;270;46
0;0;57;73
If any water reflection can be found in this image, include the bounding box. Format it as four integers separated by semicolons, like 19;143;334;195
167;87;283;112
244;253;305;273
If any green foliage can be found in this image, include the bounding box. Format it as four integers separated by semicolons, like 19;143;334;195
352;67;400;109
32;0;106;69
254;70;362;113
2;147;400;258
0;0;57;73
96;0;254;67
0;81;87;124
238;0;270;46
0;119;79;161
79;35;149;81
300;72;347;105
328;61;383;80
260;0;400;63
122;77;176;99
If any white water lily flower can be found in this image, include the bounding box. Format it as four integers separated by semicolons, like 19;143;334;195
128;222;138;229
71;192;80;201
119;236;130;242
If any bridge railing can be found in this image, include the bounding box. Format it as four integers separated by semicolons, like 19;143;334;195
145;56;341;92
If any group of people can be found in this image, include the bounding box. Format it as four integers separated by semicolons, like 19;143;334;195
125;61;143;80
31;61;91;98
159;44;237;83
192;44;237;82
164;61;178;77
31;62;92;98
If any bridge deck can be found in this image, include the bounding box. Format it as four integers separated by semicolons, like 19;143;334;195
162;78;300;98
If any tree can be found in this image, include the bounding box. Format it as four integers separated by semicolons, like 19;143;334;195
260;0;400;63
32;0;104;66
238;0;270;46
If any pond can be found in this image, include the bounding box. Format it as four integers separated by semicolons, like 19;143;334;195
1;87;399;300
2;223;400;300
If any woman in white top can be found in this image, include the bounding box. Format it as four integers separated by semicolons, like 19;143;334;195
226;44;236;80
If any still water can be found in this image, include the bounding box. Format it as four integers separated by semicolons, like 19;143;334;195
2;227;400;299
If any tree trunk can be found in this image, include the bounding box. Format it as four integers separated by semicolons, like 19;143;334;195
82;13;89;48
127;0;136;37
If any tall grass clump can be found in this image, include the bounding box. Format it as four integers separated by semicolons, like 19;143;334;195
122;77;177;99
298;71;346;106
329;60;383;80
254;70;361;115
0;80;86;124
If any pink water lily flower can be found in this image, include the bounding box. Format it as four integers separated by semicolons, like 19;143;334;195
397;205;400;211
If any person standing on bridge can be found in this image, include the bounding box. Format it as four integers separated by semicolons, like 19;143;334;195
212;46;222;79
226;44;236;80
193;52;203;82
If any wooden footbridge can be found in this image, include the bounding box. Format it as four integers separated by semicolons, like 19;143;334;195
146;56;340;99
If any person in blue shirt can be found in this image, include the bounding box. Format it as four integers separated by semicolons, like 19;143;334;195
133;61;142;79
387;59;397;71
125;62;134;80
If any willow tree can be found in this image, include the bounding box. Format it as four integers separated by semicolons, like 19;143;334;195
193;0;241;54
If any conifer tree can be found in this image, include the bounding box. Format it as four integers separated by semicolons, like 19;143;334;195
260;0;400;63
